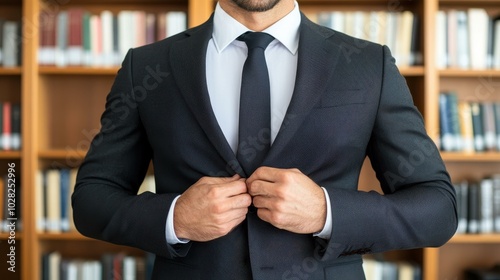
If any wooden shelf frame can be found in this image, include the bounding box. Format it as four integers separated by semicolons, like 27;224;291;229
5;0;499;279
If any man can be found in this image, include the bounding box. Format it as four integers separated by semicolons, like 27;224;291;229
72;0;458;279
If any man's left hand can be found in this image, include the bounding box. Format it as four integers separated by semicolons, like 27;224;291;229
247;167;326;234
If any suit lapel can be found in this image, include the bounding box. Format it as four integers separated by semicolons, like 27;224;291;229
169;17;242;175
266;15;342;164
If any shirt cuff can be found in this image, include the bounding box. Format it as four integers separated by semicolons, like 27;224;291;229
166;195;190;245
313;187;332;240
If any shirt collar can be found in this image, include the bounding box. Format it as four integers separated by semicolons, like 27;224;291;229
212;1;301;55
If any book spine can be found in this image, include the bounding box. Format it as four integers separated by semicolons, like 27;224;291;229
480;178;494;233
471;102;485;152
11;103;20;150
2;102;12;151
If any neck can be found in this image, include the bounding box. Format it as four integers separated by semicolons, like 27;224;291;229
219;0;295;31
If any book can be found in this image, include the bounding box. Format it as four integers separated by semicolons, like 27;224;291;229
60;169;70;232
39;11;57;65
2;102;12;150
439;93;460;151
436;10;448;68
67;9;84;66
458;101;475;153
468;183;480;234
482;102;497;151
9;103;20;150
46;169;61;232
455;181;469;234
494;103;500;150
456;11;470;69
480;178;494;233
468;8;490;69
55;11;69;67
494;17;500;69
471;102;485;152
2;21;21;67
0;102;3;149
493;175;500;233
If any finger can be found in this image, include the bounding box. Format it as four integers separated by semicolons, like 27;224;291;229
247;166;279;184
247;179;276;197
252;195;273;210
207;179;248;200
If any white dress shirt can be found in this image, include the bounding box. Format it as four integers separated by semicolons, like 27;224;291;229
166;1;332;244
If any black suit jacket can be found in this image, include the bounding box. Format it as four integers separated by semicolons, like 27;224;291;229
72;14;457;280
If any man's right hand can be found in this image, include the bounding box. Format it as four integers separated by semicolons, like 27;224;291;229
174;175;252;242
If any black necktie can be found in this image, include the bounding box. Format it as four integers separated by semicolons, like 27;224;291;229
236;32;275;176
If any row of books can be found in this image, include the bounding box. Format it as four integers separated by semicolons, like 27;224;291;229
42;252;155;280
0;19;21;67
36;169;155;233
0;102;21;151
454;175;500;234
439;93;500;152
363;258;421;280
0;174;22;232
313;10;421;67
436;9;500;69
39;9;187;67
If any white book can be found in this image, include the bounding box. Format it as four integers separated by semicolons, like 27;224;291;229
447;10;458;68
167;11;187;38
101;10;115;67
123;256;136;280
46;169;61;233
371;11;386;46
436;10;448;68
493;175;500;233
67;261;78;280
330;11;345;34
49;252;61;280
385;12;397;56
352;11;365;40
396;11;414;67
2;21;20;67
468;8;490;69
118;11;134;59
456;11;470;68
363;259;383;280
480;178;494;233
494;19;500;69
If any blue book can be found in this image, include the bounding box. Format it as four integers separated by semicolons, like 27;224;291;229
60;169;70;232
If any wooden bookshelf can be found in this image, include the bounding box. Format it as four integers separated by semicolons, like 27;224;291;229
6;0;500;279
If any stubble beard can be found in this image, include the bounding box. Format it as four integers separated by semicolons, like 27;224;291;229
230;0;282;12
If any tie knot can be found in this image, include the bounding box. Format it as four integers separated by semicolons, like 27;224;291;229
238;32;275;50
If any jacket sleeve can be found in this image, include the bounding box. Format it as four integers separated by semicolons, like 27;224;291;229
71;49;189;258
319;45;458;260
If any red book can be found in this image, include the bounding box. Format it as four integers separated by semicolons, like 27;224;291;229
2;102;12;151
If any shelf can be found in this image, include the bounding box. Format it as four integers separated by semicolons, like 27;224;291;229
399;66;425;76
0;232;22;239
0;151;22;159
38;149;87;160
439;69;500;78
0;67;22;75
38;232;92;241
39;66;120;76
450;234;500;244
441;152;500;162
